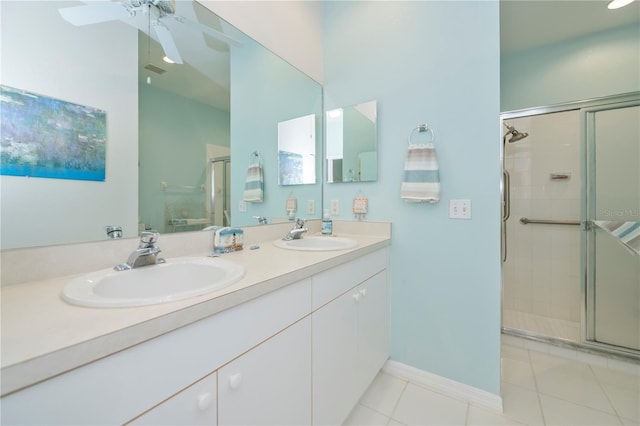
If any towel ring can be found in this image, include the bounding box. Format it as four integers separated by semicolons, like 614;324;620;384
408;124;435;145
250;151;261;163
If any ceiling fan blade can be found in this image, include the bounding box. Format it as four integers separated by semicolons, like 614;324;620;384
58;3;131;26
172;15;242;48
152;20;183;64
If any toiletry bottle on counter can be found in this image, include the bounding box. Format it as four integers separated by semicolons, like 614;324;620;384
322;209;333;235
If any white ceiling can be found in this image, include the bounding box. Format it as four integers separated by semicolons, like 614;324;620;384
136;0;240;111
500;0;640;54
141;0;640;109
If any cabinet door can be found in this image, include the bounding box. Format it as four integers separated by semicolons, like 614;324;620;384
357;270;390;393
130;373;217;425
312;289;359;425
217;316;311;426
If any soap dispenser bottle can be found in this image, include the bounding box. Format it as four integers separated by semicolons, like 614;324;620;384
322;209;333;235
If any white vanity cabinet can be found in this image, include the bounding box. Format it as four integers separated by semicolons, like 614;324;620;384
133;317;312;426
1;278;312;425
1;246;389;426
312;250;389;426
217;317;312;425
355;270;390;394
312;283;359;425
131;372;218;425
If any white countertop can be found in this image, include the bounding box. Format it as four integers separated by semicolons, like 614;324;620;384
0;231;390;396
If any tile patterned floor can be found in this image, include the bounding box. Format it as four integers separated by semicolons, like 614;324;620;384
344;340;640;425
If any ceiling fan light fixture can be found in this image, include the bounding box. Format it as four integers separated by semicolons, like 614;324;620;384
607;0;635;9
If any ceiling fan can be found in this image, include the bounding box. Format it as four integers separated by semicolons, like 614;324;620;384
58;0;240;65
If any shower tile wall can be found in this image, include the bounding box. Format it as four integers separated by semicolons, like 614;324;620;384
503;110;582;342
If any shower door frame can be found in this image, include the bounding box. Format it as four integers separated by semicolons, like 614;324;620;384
583;98;640;357
500;91;640;359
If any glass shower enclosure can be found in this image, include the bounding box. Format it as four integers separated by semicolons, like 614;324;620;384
501;93;640;358
209;156;232;227
585;102;640;353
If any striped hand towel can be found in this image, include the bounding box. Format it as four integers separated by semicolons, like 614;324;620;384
243;161;263;203
594;221;640;255
401;143;441;203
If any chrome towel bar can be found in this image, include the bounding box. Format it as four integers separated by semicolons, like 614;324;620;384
520;217;581;226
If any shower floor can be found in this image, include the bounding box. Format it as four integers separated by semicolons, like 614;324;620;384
503;309;581;342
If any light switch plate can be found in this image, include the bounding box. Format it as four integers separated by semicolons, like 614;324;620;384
449;199;471;219
238;201;247;213
307;199;315;215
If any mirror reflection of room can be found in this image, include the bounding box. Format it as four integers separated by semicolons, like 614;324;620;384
0;0;323;249
277;114;316;185
326;100;377;183
138;27;231;234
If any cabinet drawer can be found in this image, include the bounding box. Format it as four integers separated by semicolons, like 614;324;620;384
312;249;386;310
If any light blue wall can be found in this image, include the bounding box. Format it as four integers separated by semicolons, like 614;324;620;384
138;84;229;232
230;37;323;225
323;1;501;394
501;23;640;112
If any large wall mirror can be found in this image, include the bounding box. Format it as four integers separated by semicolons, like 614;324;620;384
0;0;322;250
325;100;377;183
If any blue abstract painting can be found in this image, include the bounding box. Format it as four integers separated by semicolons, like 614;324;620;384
0;85;106;181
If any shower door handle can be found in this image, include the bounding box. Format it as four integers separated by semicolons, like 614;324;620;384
502;221;507;263
503;170;511;221
502;170;511;262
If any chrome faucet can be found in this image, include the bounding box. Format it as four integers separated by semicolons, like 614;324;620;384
114;232;166;271
282;218;308;241
253;216;268;225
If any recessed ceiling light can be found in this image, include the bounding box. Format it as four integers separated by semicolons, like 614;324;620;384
607;0;635;9
162;56;176;64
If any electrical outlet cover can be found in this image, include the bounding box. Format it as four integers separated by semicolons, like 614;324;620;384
331;199;340;215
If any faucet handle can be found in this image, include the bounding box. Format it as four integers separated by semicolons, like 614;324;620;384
105;226;123;239
140;231;159;246
295;218;306;227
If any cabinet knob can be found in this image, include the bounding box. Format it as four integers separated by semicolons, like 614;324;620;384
229;373;242;390
353;293;360;302
197;392;214;411
360;288;367;297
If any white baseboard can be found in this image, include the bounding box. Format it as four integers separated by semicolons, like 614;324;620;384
382;360;503;413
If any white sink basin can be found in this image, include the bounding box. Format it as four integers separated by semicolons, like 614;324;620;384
61;257;245;308
273;236;358;251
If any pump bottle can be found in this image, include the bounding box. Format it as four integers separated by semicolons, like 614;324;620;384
322;209;333;235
